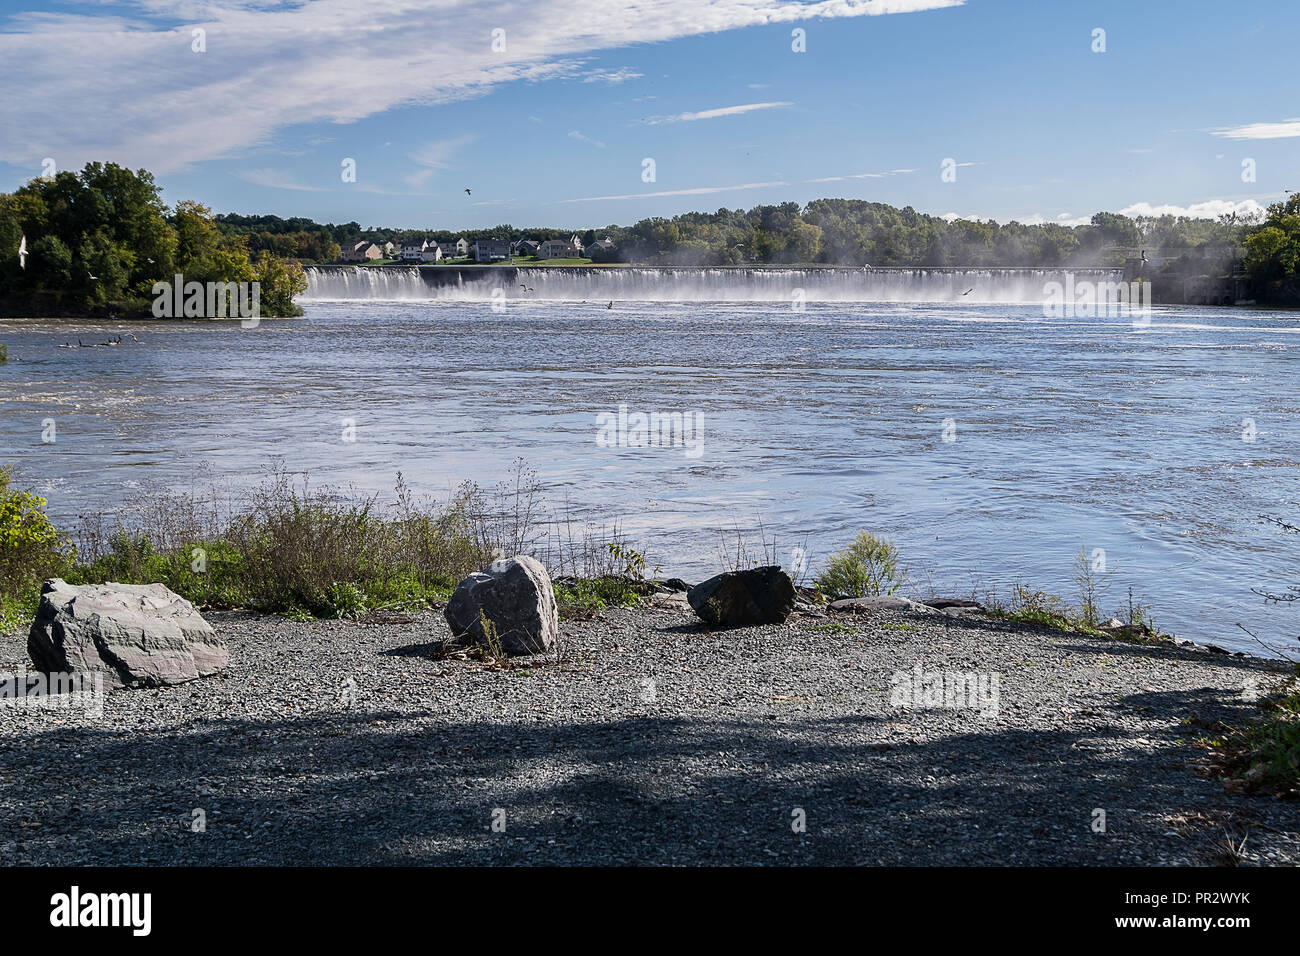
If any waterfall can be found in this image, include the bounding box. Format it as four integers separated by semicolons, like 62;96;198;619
302;265;1124;304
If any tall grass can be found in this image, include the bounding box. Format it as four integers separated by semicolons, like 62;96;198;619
0;458;656;623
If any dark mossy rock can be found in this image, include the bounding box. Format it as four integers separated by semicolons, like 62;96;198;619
687;566;795;627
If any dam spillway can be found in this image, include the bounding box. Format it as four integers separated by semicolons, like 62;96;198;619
303;265;1124;304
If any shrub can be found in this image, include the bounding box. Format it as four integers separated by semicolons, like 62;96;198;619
1208;679;1300;796
0;468;73;631
815;531;905;599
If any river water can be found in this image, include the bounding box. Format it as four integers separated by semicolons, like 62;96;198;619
1;266;1298;655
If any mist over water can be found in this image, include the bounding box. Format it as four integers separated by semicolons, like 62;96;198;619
303;265;1124;304
2;290;1299;656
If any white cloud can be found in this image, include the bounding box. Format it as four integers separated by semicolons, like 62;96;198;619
643;101;792;124
583;66;642;84
1016;212;1091;227
559;180;788;203
568;129;606;148
1117;198;1266;219
0;0;963;173
955;198;1267;227
1212;118;1300;140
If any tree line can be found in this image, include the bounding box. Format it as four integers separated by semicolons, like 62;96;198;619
0;164;306;317
210;198;1279;279
5;162;1298;308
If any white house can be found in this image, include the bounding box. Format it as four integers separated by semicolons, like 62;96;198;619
400;238;427;261
536;239;573;259
420;243;443;263
569;234;585;254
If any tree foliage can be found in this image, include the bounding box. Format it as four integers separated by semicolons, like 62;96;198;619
1244;195;1300;285
0;164;303;316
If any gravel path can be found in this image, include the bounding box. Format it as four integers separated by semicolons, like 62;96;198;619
1;599;1297;866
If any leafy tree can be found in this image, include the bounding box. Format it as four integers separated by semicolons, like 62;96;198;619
1244;196;1300;285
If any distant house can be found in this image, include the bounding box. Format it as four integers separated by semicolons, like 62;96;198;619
569;234;585;254
419;243;443;263
536;239;573;259
400;238;427;261
433;238;467;259
514;239;540;257
473;239;511;262
589;237;615;253
343;241;383;262
380;241;396;256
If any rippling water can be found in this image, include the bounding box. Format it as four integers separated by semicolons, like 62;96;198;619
2;293;1299;655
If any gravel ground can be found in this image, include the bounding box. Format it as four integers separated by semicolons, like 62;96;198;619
1;598;1297;866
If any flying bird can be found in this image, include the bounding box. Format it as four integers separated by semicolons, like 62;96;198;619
464;188;472;197
18;234;26;269
961;288;974;296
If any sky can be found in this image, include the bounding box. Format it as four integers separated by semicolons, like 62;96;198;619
0;0;1295;231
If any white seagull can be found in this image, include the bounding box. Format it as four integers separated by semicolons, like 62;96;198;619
18;234;27;269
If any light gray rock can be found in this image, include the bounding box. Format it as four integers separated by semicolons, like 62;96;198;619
28;578;227;689
444;556;559;655
829;595;936;614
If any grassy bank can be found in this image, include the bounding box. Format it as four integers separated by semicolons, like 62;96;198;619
0;462;650;629
0;467;1206;640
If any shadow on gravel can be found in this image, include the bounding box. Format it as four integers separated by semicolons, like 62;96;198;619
4;683;1288;866
380;642;450;659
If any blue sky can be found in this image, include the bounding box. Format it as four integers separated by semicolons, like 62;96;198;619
0;0;1295;230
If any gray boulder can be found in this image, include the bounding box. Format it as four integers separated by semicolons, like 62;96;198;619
687;566;795;627
28;578;227;689
444;556;559;656
830;595;936;614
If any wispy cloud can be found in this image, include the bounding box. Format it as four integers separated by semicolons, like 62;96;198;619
1212;118;1300;140
0;0;962;173
405;134;476;188
643;101;792;124
568;129;606;148
804;167;917;183
583;66;642;84
559;180;788;203
237;168;326;192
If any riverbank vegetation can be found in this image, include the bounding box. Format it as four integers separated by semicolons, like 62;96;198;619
1206;679;1300;797
0;461;647;628
0;163;306;318
238;198;1251;271
0;462;1185;641
1243;194;1300;301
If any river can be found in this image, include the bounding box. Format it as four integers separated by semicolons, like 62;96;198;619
1;265;1297;654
